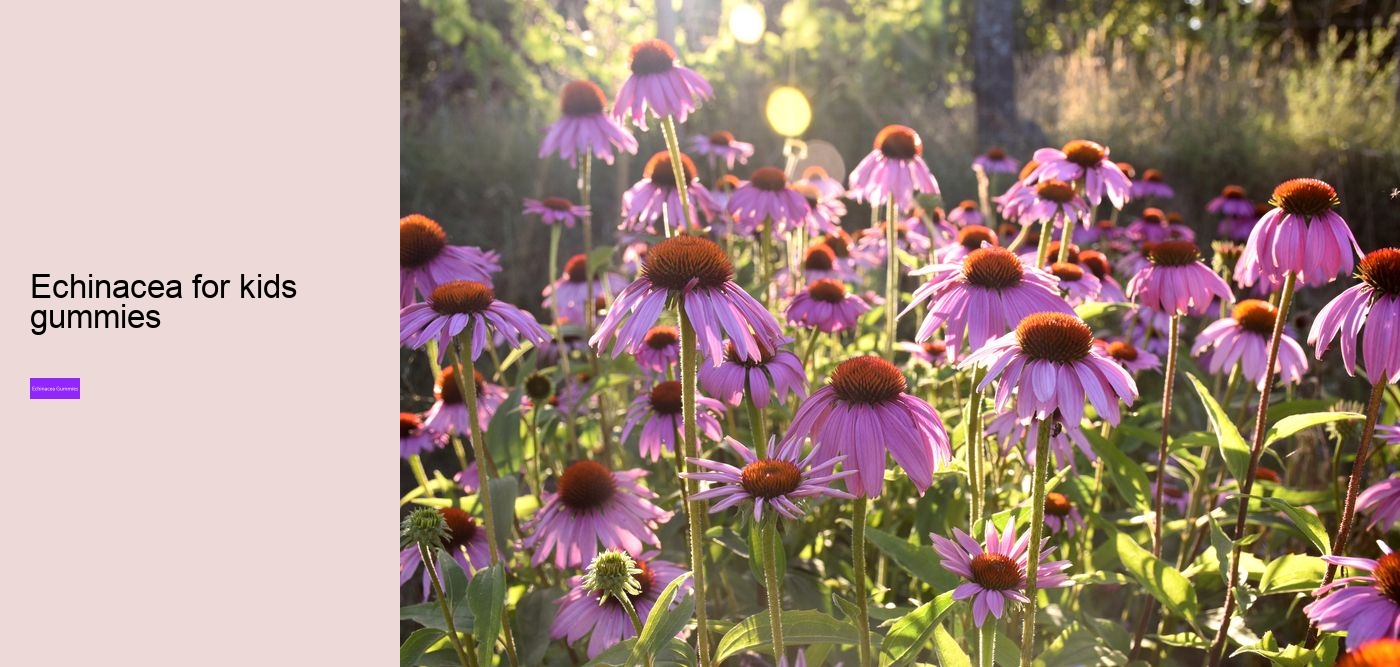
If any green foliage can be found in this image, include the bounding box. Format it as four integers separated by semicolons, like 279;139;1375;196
878;592;956;667
715;609;860;661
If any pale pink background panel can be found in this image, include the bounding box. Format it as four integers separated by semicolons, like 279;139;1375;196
0;2;395;664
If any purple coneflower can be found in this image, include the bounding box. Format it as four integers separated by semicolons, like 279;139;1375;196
964;312;1139;426
905;246;1074;354
1077;250;1126;302
523;196;590;228
621;380;726;461
930;519;1072;626
543;254;630;325
400;281;551;362
684;435;853;520
986;410;1095;470
621;152;717;234
539;80;639;167
1193;299;1308;390
522;460;673;568
1359;478;1400;532
1379;424;1400;448
613;39;713;129
1096;339;1162;374
1310;248;1400;384
1124;208;1196;244
698;341;807;409
1044;492;1085;535
1050;261;1101;306
400;507;492;598
854;219;933;266
1208;185;1255;218
993;160;1041;224
1130;168;1174;199
691;130;754;169
552;554;690;658
774;245;856;291
782;356;951;498
400;412;442;459
899;339;957;367
1026;140;1132;209
709;173;741;219
1237;178;1361;288
1337;639;1400;667
590;235;785;364
935;224;999;264
947;200;985;227
848;125;940;209
1126;240;1234;317
791;182;845;236
423;366;508;437
728;167;813;237
635;325;680;375
1015;179;1091;231
797;165;846;201
1304;542;1400;645
785;279;870;334
400;214;501;307
973;147;1019;175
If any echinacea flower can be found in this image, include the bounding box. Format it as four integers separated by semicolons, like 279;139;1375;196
590;235;785;365
935;224;999;264
1193;299;1309;389
543;254;630;325
1124;208;1196;244
1236;178;1361;288
1012;179;1091;230
1310;248;1400;384
930;519;1072;627
1025;140;1132;209
423;365;508;437
1077;249;1126;302
775;245;858;292
1207;185;1255;218
621;380;726;461
1122;303;1172;356
947;200;985;227
522;460;673;568
1337;639;1400;667
727;167;813;237
1378;424;1400;448
614;39;713;129
1043;492;1085;535
691;130;754;169
791;181;845;236
973;147;1019;175
797;165;846;201
854;218;933;266
400;214;501;307
523;196;590;228
964;312;1139;426
993;160;1041;224
539;80;639;167
781;356;951;498
399;507;492;598
621;152;718;234
400;412;442;459
899;339;957;367
1304;542;1400;645
785;279;870;334
552;554;690;658
635;325;680;375
986;410;1096;470
1096;339;1161;374
698;340;807;408
400;281;552;362
848;125;940;209
1359;478;1400;532
904;247;1074;354
1126;240;1234;316
1049;261;1101;306
1130;168;1174;199
683;435;854;521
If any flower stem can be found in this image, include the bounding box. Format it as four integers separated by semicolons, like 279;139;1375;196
616;595;653;667
449;338;501;566
967;367;988;524
579;153;596;334
884;197;899;358
660;114;694;238
1034;219;1054;268
978;618;998;667
1020;420;1052;667
1151;314;1181;558
1055;217;1075;264
1320;382;1388;584
762;516;786;662
1208;271;1297;666
746;377;769;459
548;225;579;453
409;454;435;498
678;307;713;667
853;496;874;667
420;545;472;667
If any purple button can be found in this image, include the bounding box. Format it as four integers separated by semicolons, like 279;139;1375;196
31;378;80;399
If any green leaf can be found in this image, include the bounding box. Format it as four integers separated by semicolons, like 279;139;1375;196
1084;428;1152;511
485;392;525;474
1264;411;1364;446
930;622;972;667
512;588;562;666
1208;516;1234;588
748;521;786;584
866;527;959;592
466;564;506;666
1115;532;1199;628
832;593;863;625
715;610;858;661
400;627;446;667
1259;555;1326;595
1231;631;1339;667
1075;300;1131;323
1157;632;1209;649
631;574;695;663
1259;496;1331;555
587;638;695;666
486;477;519;555
1185;373;1251;483
878;592;956;667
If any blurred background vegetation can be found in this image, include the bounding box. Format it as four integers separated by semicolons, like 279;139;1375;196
401;0;1400;310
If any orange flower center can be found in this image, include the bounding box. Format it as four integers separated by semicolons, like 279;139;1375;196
969;552;1022;590
557;460;618;511
1051;262;1084;282
829;356;906;405
644;151;698;189
430;281;495;315
1359;248;1400;296
1375;552;1400;605
629;39;677;75
643;326;679;350
875;125;921;159
401;214;448;268
564;254;589;282
1338;638;1400;667
1045;492;1073;517
1270;178;1340;217
985;147;1007;160
401;412;423;438
807;278;848;304
804;244;836;271
1079;250;1111;279
750;166;789;193
1142;168;1164;182
958;225;998;250
962;247;1024;290
1016;313;1094;363
1107;340;1139;362
437;366;486;405
1221;185;1247;199
1035;180;1077;204
649;381;684;415
1232;299;1278;336
438;507;480;551
1148;240;1201;267
560;80;606;116
740;459;803;499
643;236;735;291
1061;139;1106;167
708;130;734;146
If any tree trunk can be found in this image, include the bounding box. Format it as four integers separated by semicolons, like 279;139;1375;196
973;0;1018;150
